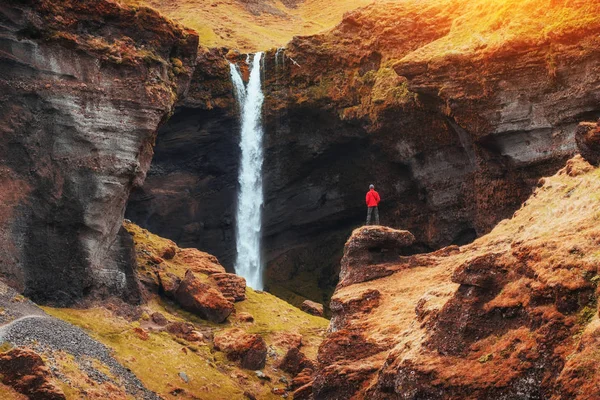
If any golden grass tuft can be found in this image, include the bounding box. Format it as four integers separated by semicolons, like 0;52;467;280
396;0;600;62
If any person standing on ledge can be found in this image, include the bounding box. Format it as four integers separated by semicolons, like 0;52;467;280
365;184;381;225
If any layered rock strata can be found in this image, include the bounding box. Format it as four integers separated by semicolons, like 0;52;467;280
0;0;198;304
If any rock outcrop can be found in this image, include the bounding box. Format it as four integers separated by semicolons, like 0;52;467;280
174;270;234;323
301;300;324;317
576;120;600;166
125;222;242;322
0;0;198;305
214;328;268;370
126;0;600;306
339;226;416;287
0;348;65;400
310;156;600;399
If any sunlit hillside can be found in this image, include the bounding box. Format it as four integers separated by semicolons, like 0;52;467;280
117;0;600;54
398;0;600;61
118;0;374;51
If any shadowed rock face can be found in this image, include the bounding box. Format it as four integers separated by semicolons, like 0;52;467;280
576;120;600;166
126;48;241;269
126;106;240;268
0;0;198;305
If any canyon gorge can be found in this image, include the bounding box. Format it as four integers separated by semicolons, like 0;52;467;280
127;0;600;306
1;0;600;399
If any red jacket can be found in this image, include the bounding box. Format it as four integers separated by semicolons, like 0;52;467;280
366;189;380;207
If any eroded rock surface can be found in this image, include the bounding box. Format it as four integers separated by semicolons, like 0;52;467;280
0;0;198;305
210;273;247;302
174;270;234;323
339;226;416;287
310;156;600;399
214;328;268;370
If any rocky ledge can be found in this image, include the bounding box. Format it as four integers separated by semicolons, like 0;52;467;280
305;156;600;399
0;0;198;305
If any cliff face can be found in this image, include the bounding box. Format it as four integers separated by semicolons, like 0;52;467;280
126;48;241;269
309;155;600;399
126;0;600;305
0;0;198;305
259;0;600;299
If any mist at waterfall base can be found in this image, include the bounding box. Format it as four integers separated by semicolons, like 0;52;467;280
230;53;265;291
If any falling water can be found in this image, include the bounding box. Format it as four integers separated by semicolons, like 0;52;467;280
229;53;265;290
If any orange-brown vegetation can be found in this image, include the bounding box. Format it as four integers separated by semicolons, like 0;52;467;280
310;156;600;398
15;0;198;73
118;0;374;51
0;348;65;400
274;0;600;130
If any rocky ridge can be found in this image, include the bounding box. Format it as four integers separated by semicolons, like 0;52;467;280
307;155;600;399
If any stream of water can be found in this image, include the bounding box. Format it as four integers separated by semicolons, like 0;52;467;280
229;52;265;290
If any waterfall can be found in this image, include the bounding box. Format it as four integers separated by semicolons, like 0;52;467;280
229;52;265;290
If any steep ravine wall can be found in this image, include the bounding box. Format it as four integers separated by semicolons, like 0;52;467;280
0;0;198;305
126;49;240;269
126;2;600;305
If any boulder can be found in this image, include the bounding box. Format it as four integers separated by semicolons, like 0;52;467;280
133;327;149;341
300;300;324;317
174;271;234;323
166;322;204;342
339;226;416;286
177;248;227;275
271;332;302;350
293;383;314;400
278;347;315;376
292;368;315;389
162;246;177;260
237;312;255;323
292;368;315;399
209;273;246;302
157;271;181;298
0;348;66;400
576;120;600;165
151;312;169;326
213;328;267;370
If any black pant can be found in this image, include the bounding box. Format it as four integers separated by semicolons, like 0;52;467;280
366;206;379;225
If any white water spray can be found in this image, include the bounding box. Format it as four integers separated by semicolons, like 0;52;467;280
230;53;265;290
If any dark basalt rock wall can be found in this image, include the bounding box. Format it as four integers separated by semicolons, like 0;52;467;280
126;49;240;269
0;0;198;305
126;106;240;268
